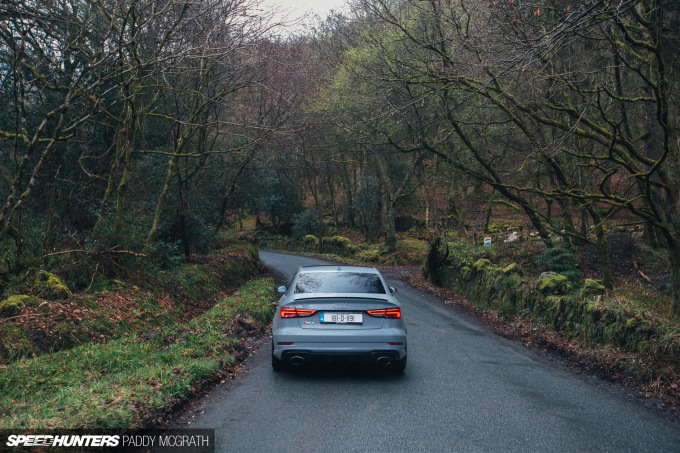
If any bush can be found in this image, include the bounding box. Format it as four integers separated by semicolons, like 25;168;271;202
292;211;320;239
537;246;580;281
144;240;185;271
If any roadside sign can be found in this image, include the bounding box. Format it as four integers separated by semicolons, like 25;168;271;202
484;237;491;245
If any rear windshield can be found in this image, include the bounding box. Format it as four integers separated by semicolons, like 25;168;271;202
295;272;386;294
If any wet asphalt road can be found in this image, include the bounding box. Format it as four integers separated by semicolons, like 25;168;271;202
176;251;680;452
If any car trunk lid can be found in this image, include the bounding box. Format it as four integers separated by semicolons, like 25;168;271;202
293;297;397;330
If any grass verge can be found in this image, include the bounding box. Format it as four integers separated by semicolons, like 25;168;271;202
0;277;276;429
0;243;261;364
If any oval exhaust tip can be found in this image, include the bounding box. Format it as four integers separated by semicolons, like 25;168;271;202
289;356;305;366
376;356;392;367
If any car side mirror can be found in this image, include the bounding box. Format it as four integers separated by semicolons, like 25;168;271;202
389;286;397;294
277;285;287;294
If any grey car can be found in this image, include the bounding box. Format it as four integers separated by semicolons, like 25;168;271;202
271;265;407;372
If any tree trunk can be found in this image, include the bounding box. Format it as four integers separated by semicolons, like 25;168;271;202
327;171;338;225
113;79;140;234
443;170;461;230
483;190;494;234
669;243;680;318
178;172;191;260
457;180;468;237
146;153;178;246
318;164;326;254
214;149;256;233
345;184;354;228
386;201;397;252
429;154;438;229
93;147;122;234
591;219;614;291
380;184;388;241
580;208;589;240
558;196;579;246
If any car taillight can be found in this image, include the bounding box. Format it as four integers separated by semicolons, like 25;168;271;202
366;308;401;318
280;307;317;318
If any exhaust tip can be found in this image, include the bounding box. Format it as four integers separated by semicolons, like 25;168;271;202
376;356;392;367
289;355;306;366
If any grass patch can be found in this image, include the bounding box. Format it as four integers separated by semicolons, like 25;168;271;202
0;243;261;364
607;280;675;322
389;238;429;266
635;242;670;274
0;277;276;429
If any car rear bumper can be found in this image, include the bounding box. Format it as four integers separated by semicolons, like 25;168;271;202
278;349;404;365
272;340;407;362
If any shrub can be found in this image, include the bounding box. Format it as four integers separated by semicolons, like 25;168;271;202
144;240;185;271
537;246;580;281
292;211;319;239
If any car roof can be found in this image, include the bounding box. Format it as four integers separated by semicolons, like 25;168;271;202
298;265;380;274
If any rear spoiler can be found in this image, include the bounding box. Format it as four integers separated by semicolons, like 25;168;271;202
293;293;390;301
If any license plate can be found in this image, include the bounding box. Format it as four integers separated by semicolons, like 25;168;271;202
320;313;363;324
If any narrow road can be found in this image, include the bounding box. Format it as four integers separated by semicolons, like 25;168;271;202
175;251;680;452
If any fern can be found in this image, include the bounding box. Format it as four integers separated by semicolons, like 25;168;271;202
538;246;580;281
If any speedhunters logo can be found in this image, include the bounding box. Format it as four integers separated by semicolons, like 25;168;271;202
6;435;120;447
2;430;214;452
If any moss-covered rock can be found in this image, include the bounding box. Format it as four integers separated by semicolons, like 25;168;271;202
358;250;380;262
333;236;352;247
537;274;568;295
0;295;32;317
34;271;70;300
321;236;358;255
581;279;606;298
346;244;361;255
